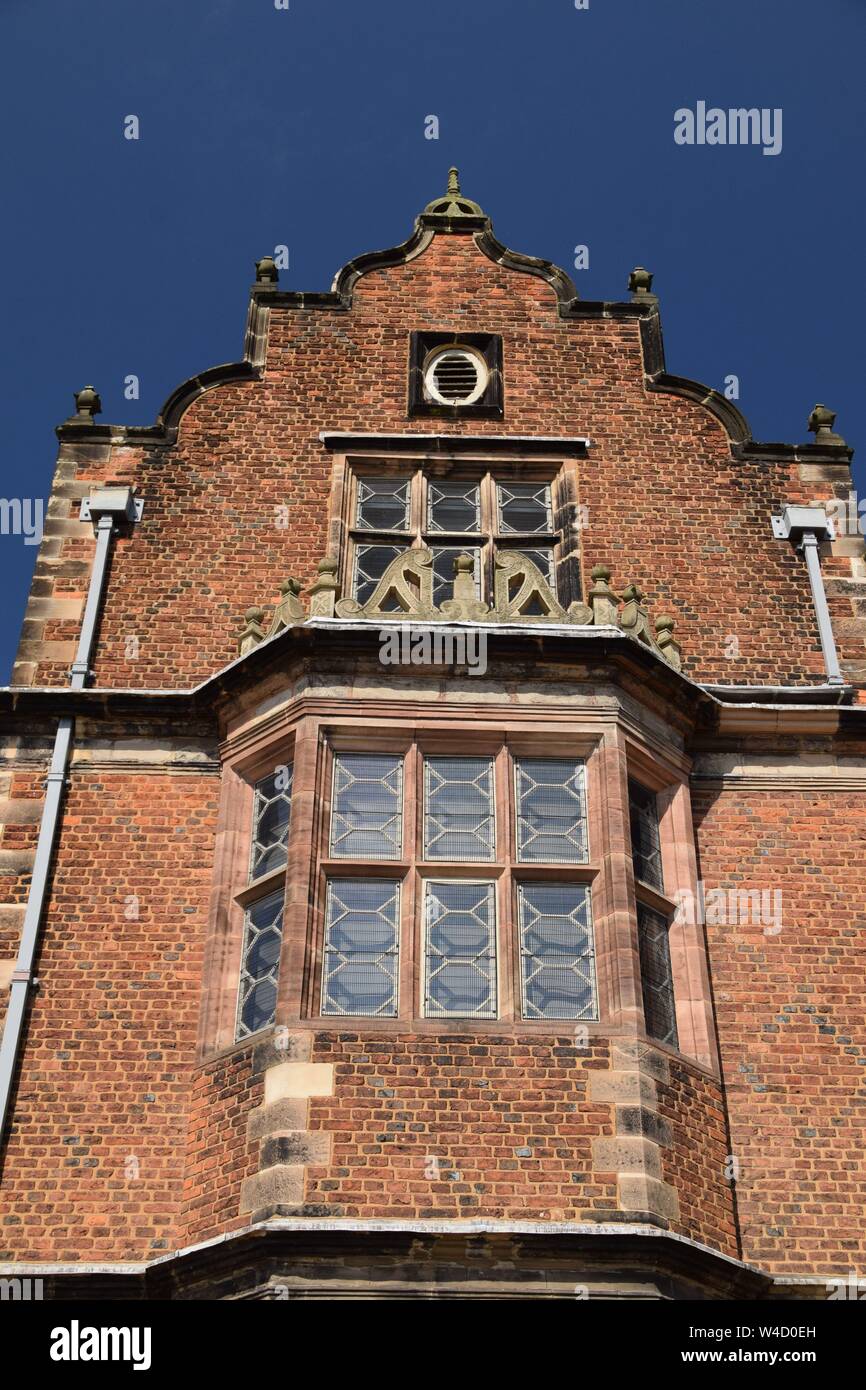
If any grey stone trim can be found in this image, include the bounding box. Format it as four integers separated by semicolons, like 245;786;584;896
590;1039;681;1224
319;431;590;456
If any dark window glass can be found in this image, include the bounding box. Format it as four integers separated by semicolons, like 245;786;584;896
250;766;293;878
236;890;284;1038
352;543;408;605
355;478;410;532
637;903;678;1047
629;779;663;890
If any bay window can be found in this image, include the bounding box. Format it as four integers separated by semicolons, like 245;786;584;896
214;718;711;1066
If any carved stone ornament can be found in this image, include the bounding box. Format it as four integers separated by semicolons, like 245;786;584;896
237;550;684;671
438;553;489;622
490;551;593;625
335;548;439;621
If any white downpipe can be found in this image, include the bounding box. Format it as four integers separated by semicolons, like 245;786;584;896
0;508;128;1150
799;531;843;686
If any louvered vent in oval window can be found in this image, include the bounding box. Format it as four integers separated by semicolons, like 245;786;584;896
423;348;488;406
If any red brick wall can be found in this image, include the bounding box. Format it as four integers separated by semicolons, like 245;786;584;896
0;770;218;1262
16;231;861;689
305;1032;616;1222
693;784;866;1278
180;1047;259;1247
175;1029;738;1256
659;1057;738;1256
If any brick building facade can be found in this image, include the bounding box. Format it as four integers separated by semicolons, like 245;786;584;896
1;171;864;1299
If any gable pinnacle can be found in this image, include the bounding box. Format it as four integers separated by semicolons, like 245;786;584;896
422;166;486;220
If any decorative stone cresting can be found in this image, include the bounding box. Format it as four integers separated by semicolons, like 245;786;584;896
239;1032;334;1219
237;555;683;670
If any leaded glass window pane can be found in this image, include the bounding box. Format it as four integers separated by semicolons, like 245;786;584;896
518;882;597;1020
427;481;481;533
330;753;403;859
514;758;587;863
250;765;293;879
322;879;400;1017
355;478;410;532
352;543;408;605
629;779;663;890
424;880;497;1018
638;903;678;1047
517;545;555;585
236;889;284;1039
429;546;481;606
496;482;553;534
423;756;495;861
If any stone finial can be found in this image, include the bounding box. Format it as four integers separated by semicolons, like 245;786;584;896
255;256;279;284
807;404;846;447
439;552;489;622
422;167;486;220
268;578;305;636
68;385;102;423
588;564;619;626
238;606;268;656
452;552;480;603
619;582;652;646
308;557;340;618
654;615;682;672
628;267;656;302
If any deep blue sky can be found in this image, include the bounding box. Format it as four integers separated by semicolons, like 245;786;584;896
1;0;864;682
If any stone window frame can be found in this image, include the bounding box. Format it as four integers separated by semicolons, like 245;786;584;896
407;331;504;419
199;705;718;1075
328;451;582;612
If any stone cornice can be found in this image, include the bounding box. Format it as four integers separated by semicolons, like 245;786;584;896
2;621;863;752
0;1218;771;1299
0;622;703;721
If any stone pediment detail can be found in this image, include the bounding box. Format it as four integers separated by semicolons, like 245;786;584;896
490;551;593;625
334;548;438;621
237;553;683;671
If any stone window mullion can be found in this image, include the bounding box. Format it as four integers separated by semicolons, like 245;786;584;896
587;726;645;1032
277;717;323;1024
